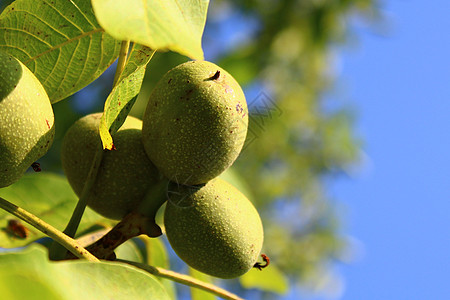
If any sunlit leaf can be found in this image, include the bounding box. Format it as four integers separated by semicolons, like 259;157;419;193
91;0;208;60
0;245;170;300
0;0;121;102
99;44;155;149
0;173;109;248
239;264;289;294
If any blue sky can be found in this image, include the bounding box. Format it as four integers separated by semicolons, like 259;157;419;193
332;1;450;299
1;1;447;299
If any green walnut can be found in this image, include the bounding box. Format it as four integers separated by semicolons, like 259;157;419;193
61;113;162;220
0;51;55;188
164;177;263;278
142;60;248;185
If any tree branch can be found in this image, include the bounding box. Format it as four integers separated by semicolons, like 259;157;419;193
0;197;99;262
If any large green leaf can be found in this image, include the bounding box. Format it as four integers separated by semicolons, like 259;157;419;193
91;0;208;60
0;0;121;102
0;245;170;300
0;173;109;248
99;44;155;150
239;264;289;294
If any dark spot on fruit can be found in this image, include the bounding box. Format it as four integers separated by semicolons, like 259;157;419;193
168;78;172;84
187;80;190;84
46;119;50;129
186;89;193;96
118;102;121;106
236;103;244;114
31;162;41;172
208;70;220;80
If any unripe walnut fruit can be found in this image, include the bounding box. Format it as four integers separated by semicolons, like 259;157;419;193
61;113;160;220
164;178;264;279
142;60;248;185
0;51;55;188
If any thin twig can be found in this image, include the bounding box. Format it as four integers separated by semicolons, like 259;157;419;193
117;259;244;300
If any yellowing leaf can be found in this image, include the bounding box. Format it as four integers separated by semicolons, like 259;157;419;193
99;44;155;150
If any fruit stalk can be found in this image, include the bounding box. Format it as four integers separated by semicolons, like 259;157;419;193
113;40;131;87
68;212;161;260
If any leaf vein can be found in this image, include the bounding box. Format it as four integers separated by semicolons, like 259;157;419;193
23;28;104;64
41;48;61;86
5;8;71;40
67;0;97;29
54;38;80;95
0;44;32;59
71;32;92;90
43;0;85;33
0;27;53;48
